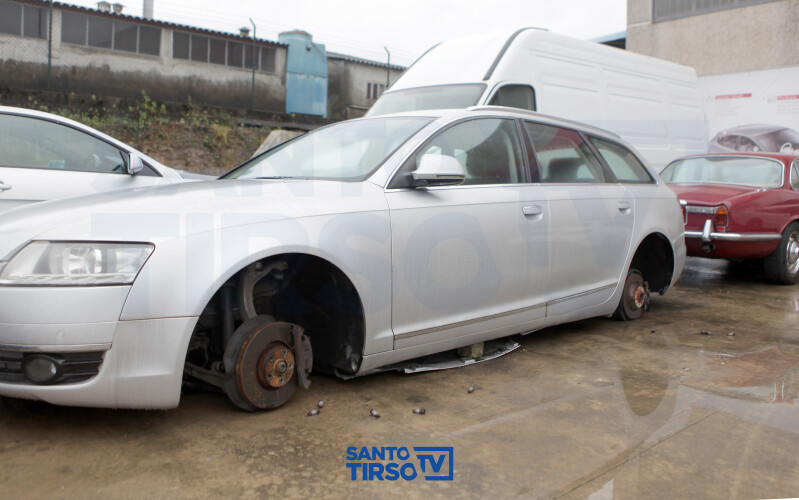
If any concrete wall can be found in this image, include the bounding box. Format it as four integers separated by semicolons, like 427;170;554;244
327;57;403;120
627;0;799;76
0;6;287;112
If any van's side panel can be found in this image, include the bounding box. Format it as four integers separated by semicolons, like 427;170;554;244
483;30;706;170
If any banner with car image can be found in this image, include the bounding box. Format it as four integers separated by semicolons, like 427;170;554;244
699;66;799;155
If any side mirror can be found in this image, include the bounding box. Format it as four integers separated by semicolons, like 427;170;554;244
411;154;466;187
125;152;144;175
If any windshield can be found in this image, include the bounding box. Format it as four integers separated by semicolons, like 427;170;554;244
224;117;432;181
366;84;486;116
756;128;799;153
661;156;784;188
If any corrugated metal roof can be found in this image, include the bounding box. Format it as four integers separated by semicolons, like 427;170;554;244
327;51;405;71
10;0;286;47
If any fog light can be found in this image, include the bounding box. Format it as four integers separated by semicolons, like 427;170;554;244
23;356;61;384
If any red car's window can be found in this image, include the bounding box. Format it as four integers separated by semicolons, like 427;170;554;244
661;156;783;189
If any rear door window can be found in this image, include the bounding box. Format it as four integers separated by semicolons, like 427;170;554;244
524;122;605;183
488;85;536;111
589;137;653;183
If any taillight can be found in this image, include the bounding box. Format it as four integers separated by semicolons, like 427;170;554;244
713;205;728;232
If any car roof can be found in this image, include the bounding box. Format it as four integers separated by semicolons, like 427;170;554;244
359;106;624;141
672;152;799;163
0;105;121;139
714;124;792;137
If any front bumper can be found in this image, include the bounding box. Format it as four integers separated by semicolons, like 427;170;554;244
0;286;197;409
0;317;196;409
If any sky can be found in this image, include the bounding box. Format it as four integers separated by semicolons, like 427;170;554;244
62;0;627;66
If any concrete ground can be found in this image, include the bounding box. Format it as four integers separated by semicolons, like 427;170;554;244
2;257;799;499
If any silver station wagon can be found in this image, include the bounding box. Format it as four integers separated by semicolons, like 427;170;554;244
0;107;686;410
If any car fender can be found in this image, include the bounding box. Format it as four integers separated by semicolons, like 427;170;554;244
119;210;395;356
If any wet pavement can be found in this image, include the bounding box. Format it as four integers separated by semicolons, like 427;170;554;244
2;257;799;499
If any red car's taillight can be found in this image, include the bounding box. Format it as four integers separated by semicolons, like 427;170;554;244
713;205;728;232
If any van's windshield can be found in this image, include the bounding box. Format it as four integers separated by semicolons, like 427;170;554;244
366;84;486;116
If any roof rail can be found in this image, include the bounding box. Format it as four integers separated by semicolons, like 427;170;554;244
466;105;623;140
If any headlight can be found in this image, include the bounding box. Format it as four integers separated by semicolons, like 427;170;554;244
0;241;154;286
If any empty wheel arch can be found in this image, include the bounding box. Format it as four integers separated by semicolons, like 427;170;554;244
184;253;367;396
628;233;675;295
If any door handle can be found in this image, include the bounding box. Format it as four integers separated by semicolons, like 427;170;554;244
0;181;11;192
617;201;631;214
522;205;543;219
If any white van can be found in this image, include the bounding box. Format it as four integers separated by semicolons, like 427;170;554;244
368;28;707;169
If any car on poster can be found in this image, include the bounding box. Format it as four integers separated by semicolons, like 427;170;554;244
0;107;685;411
707;124;799;155
662;153;799;284
0;106;209;213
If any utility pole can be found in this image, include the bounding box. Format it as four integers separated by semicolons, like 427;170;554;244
47;0;53;88
250;18;256;112
384;46;390;89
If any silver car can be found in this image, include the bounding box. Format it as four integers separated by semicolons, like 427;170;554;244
0;106;206;213
0;107;686;410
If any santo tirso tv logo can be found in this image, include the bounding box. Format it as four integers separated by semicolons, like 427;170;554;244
345;446;454;481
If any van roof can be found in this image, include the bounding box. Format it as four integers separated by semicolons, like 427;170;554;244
391;29;533;90
389;28;697;93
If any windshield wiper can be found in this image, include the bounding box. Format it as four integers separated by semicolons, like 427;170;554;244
254;176;295;180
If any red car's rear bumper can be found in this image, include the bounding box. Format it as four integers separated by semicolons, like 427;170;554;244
685;220;781;258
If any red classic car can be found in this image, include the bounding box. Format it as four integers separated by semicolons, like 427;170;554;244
661;153;799;284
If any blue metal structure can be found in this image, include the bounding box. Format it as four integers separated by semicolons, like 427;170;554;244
279;31;328;117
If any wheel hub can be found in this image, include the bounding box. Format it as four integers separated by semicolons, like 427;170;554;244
787;232;799;275
223;319;300;410
632;285;646;309
257;342;295;389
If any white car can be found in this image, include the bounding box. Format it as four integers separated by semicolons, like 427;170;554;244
0;107;686;410
0;106;208;213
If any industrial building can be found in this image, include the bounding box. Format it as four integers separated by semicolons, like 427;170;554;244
0;0;405;120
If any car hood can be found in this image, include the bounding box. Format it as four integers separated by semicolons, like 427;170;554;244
667;183;765;206
0;179;386;260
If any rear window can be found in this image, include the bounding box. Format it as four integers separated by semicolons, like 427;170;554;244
661;156;784;188
589;137;653;183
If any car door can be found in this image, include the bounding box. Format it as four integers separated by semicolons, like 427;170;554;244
523;121;635;316
587;134;660;252
386;117;549;349
0;112;172;212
